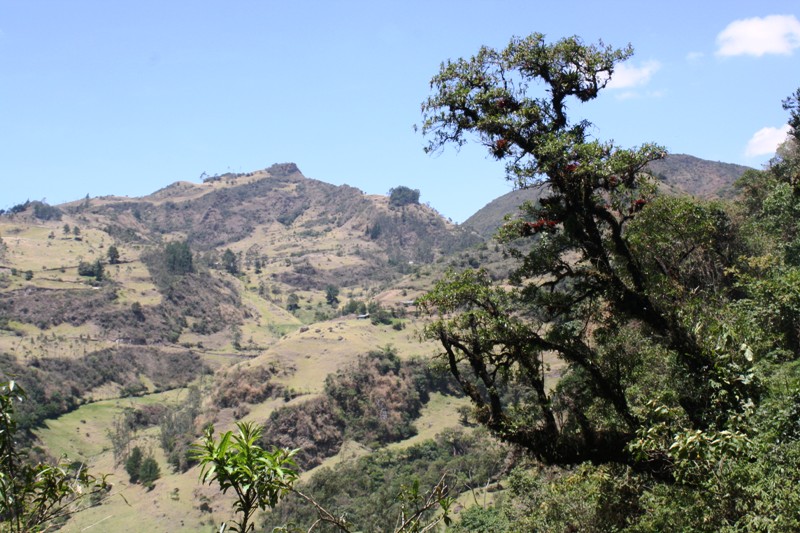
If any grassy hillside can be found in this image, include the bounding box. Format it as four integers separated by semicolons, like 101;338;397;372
647;153;752;199
0;163;488;531
0;162;476;390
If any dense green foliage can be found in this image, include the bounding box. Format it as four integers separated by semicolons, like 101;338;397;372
106;244;120;264
137;456;161;489
448;505;509;533
422;32;700;465
164;240;194;275
325;284;340;307
77;259;104;281
340;298;367;316
286;292;300;311
265;428;500;533
417;33;800;530
3;200;62;221
124;446;147;485
221;248;239;275
30;201;62;221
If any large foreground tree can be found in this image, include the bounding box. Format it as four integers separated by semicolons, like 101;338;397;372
418;34;757;472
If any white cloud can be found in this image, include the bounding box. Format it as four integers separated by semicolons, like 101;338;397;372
607;60;661;89
745;124;791;157
613;90;665;101
616;91;639;101
717;15;800;57
686;51;704;62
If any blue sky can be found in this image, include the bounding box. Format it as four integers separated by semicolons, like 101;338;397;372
2;1;799;222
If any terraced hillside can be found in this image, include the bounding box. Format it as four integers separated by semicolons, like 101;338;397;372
0;163;490;531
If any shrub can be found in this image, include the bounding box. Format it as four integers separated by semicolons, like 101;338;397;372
107;245;120;264
388;186;421;207
125;447;143;483
31;201;62;221
77;260;103;280
138;457;160;489
125;447;160;488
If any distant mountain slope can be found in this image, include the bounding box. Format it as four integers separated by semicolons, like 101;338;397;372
463;154;753;238
647;154;752;199
461;186;547;239
0;161;479;427
58;163;479;282
0;163;494;532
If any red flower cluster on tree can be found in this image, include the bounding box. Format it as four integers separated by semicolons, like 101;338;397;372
493;138;511;158
520;218;559;236
565;163;579;173
630;198;648;213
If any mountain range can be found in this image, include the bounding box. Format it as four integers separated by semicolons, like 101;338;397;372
0;153;752;531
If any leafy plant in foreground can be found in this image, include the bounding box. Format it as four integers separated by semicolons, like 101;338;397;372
195;421;454;533
0;380;109;532
194;422;299;533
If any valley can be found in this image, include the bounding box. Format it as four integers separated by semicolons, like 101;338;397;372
0;149;776;531
0;163;488;531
